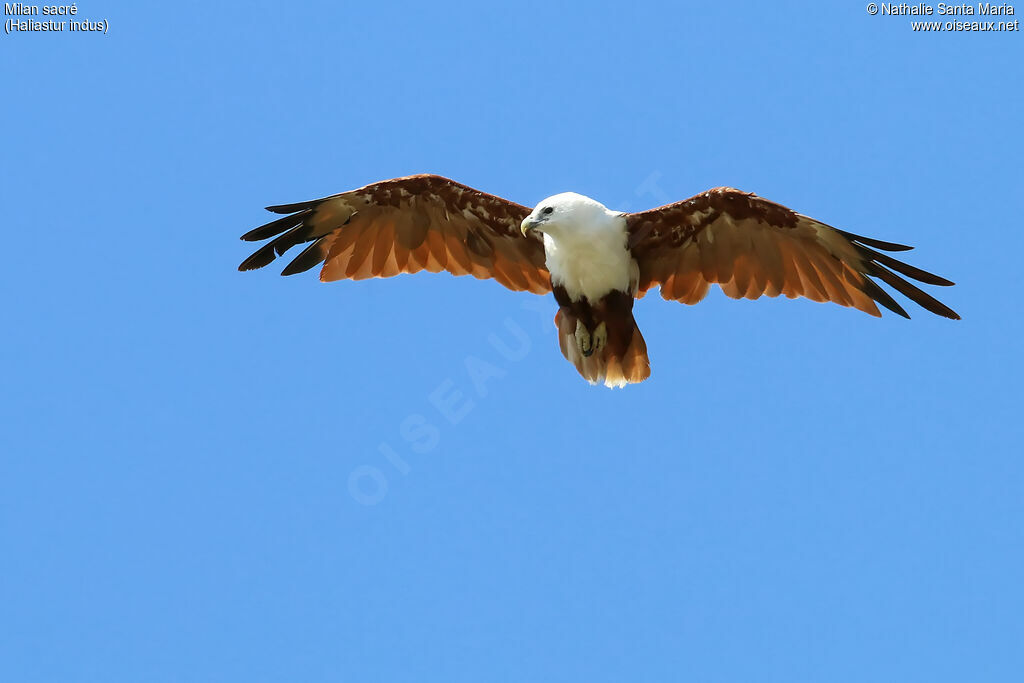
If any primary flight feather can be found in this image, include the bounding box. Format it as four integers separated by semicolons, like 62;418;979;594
239;174;959;388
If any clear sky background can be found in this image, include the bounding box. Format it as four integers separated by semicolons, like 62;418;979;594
3;1;1022;681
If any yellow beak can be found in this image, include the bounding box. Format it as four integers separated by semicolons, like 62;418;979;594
520;217;534;236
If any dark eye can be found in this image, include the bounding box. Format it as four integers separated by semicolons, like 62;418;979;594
541;206;554;215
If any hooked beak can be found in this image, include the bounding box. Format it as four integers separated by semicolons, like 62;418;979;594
521;217;538;237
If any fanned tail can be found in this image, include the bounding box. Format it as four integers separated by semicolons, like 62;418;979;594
555;310;650;388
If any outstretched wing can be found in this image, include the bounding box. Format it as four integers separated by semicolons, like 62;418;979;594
239;174;551;294
626;187;959;319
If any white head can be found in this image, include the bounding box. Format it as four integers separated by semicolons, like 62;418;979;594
520;192;622;239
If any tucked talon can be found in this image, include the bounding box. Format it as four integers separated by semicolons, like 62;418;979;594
592;322;607;354
575;320;593;357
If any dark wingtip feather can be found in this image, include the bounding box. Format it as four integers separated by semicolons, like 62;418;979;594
838;229;914;252
266;199;320;214
238;242;279;271
239;224;318;272
859;276;910;319
240;211;309;242
857;244;956;287
872;264;960;320
280;237;329;276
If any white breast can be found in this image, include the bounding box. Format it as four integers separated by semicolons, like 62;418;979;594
543;213;634;302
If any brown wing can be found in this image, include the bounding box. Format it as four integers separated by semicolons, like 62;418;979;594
626;187;959;320
239;174;551;294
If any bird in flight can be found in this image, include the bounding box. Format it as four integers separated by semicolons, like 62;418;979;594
239;174;959;388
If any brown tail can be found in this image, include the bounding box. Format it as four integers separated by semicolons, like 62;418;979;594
555;310;651;388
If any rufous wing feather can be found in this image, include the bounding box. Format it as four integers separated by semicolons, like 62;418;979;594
239;174;551;295
626;187;959;320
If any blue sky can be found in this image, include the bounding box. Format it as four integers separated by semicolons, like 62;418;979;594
3;1;1022;681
